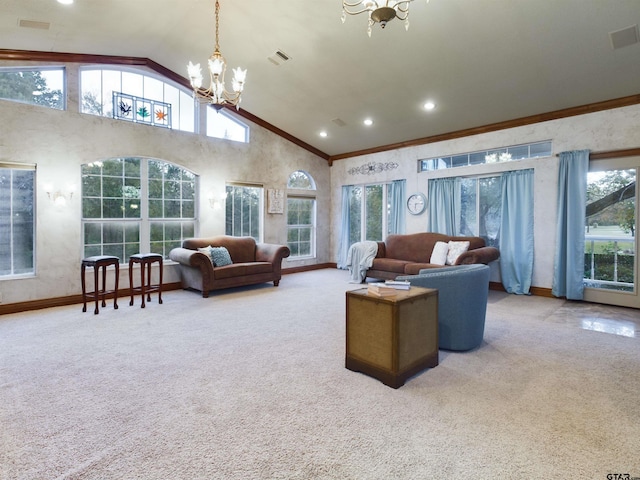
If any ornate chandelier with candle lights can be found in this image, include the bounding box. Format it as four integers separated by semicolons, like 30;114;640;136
187;0;246;110
341;0;427;37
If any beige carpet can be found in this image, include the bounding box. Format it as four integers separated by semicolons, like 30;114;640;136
1;269;639;480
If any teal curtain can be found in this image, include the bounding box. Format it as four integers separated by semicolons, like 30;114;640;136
499;169;534;294
427;177;460;234
388;179;406;235
552;150;589;299
337;185;353;269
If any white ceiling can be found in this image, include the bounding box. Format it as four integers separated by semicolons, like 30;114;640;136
2;0;640;158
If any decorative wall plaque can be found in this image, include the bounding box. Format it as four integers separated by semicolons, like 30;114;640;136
348;161;399;176
267;188;284;214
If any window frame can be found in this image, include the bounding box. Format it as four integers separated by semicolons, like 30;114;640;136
81;157;198;262
0;162;36;278
225;183;264;242
0;66;66;110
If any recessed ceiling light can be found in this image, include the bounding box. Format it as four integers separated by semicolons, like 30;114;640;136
57;0;74;4
424;101;436;111
319;131;328;138
363;118;373;126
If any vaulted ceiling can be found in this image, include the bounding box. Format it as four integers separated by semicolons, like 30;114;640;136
2;0;640;159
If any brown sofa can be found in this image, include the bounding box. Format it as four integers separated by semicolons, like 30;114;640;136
169;235;290;298
366;232;499;281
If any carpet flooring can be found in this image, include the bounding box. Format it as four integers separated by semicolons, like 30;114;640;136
1;268;639;479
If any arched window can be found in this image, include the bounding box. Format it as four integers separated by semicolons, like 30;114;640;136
80;67;196;132
81;157;197;260
207;107;249;143
286;171;316;258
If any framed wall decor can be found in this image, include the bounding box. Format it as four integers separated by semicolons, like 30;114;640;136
267;188;284;214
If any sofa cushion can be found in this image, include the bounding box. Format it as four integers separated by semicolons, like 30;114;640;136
213;262;273;280
430;241;449;265
446;241;470;265
404;263;443;275
371;258;413;273
210;246;233;266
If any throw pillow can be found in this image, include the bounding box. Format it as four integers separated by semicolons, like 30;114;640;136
430;241;449;265
446;241;470;265
210;246;233;267
197;246;213;262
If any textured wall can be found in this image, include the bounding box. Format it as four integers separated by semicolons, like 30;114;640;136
330;104;640;289
0;76;330;304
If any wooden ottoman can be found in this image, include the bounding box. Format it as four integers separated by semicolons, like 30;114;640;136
345;286;438;388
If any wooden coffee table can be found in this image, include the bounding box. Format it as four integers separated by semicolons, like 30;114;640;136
345;286;438;388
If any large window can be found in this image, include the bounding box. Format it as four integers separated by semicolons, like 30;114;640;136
348;183;394;243
0;67;64;110
82;158;197;261
286;171;316;258
0;164;35;277
80;68;195;133
225;184;262;241
419;141;552;172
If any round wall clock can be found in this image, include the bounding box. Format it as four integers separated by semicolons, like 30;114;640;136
407;192;427;215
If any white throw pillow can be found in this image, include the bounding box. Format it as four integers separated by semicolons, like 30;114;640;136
446;241;470;265
430;241;449;266
197;246;213;262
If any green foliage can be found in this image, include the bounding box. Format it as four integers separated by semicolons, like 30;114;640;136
0;70;63;109
587;169;635;235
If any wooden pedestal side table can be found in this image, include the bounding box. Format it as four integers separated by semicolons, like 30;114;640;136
345;286;439;389
81;255;120;315
128;253;163;308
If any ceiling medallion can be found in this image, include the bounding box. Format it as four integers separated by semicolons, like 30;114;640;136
187;0;247;111
348;161;399;176
341;1;428;37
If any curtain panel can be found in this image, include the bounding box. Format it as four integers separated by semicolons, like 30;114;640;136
499;169;534;294
552;150;589;299
427;177;460;235
337;185;353;269
388;179;406;235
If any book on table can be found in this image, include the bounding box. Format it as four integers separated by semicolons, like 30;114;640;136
384;280;411;290
367;283;397;297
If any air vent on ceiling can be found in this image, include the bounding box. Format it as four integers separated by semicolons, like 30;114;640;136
609;24;639;50
332;118;347;127
18;19;51;30
267;49;292;66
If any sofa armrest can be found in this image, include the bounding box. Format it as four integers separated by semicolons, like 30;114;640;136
456;246;500;265
375;241;386;258
255;243;291;264
169;247;212;270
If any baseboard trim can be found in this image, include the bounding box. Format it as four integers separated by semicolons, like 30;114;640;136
490;281;555;298
0;282;183;316
282;263;336;275
1;270;556;315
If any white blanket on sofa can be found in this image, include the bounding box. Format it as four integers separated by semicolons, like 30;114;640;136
346;241;378;283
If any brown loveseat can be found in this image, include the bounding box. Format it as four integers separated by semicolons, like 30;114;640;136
169;235;290;297
365;232;499;281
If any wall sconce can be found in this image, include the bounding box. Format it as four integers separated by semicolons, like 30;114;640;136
44;183;76;206
208;192;226;210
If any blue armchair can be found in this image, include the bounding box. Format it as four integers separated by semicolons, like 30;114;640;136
397;264;490;351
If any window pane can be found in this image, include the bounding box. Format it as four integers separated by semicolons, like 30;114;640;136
479;177;502;247
0;68;64;110
82;158;197;259
365;185;383;241
349;187;362;246
225;185;262;241
207;108;249;143
0;168;35;276
459;178;478;237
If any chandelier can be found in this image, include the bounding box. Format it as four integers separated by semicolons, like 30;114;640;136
187;0;247;110
341;1;425;37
